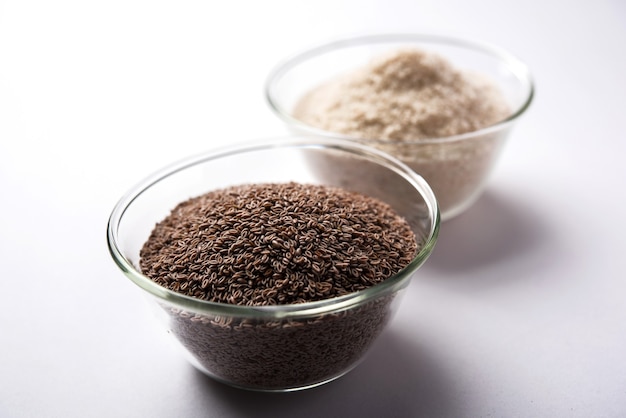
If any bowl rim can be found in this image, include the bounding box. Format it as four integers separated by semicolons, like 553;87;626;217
265;32;535;145
106;137;440;319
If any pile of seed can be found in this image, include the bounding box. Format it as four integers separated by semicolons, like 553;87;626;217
139;181;419;390
140;182;417;306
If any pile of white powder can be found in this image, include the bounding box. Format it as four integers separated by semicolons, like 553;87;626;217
294;48;509;141
292;48;512;218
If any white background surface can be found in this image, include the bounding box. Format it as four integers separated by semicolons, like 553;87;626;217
1;0;625;417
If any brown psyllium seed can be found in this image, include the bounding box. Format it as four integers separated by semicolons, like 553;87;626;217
140;182;418;306
138;181;421;390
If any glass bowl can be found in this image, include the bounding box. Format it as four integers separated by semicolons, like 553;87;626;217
107;137;439;392
265;33;534;220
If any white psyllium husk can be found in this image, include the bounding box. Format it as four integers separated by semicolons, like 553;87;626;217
293;48;512;217
294;48;510;140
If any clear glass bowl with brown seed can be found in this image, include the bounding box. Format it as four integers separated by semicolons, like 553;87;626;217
106;137;439;392
265;33;534;220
